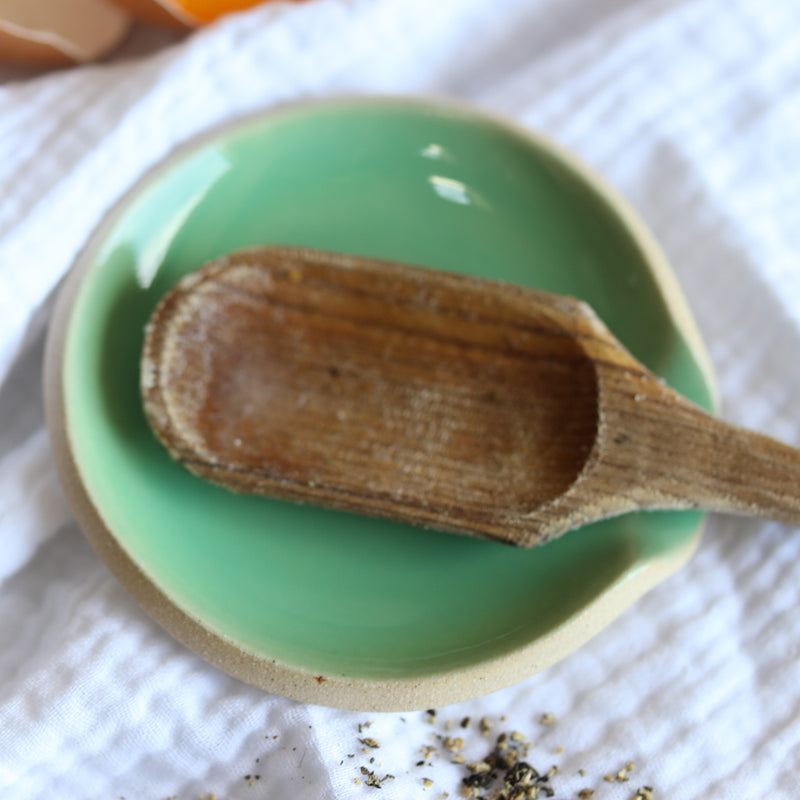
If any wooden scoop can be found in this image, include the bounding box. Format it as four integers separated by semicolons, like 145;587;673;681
141;245;800;547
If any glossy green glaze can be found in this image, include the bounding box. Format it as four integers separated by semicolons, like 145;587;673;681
63;99;714;679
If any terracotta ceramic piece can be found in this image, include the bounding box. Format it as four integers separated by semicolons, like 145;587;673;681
0;0;130;66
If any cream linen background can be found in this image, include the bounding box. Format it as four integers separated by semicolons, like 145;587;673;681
1;0;799;797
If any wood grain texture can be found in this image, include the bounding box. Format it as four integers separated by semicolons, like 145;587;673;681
141;246;800;546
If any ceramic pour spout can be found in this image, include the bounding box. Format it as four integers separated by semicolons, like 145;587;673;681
140;246;800;547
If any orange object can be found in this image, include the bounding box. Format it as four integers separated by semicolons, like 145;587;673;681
111;0;303;27
171;0;282;24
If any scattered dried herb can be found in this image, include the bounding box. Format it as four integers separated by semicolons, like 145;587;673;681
443;737;465;753
603;761;636;783
457;732;556;800
420;744;438;761
346;711;653;799
359;737;380;749
504;761;538;787
360;766;395;789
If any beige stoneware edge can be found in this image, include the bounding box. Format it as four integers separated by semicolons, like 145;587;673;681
43;96;715;711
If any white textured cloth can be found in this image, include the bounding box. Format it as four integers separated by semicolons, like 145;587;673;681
2;0;800;797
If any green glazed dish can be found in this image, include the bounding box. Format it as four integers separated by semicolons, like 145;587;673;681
45;97;716;710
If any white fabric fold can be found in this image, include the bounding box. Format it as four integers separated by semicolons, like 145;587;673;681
2;0;800;796
0;427;70;585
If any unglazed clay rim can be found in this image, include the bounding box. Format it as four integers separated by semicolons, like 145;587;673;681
44;95;715;711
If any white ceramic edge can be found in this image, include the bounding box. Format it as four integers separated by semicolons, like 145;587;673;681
44;94;714;711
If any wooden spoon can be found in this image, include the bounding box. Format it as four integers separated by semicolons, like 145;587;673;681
141;245;800;547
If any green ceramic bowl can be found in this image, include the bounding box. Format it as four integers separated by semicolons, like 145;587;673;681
45;97;716;710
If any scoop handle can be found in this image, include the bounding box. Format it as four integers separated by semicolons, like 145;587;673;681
700;415;800;524
598;370;800;527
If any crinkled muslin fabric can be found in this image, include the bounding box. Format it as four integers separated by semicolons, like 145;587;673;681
1;0;799;797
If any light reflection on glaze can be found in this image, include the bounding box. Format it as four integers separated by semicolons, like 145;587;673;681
428;174;489;209
421;143;446;159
